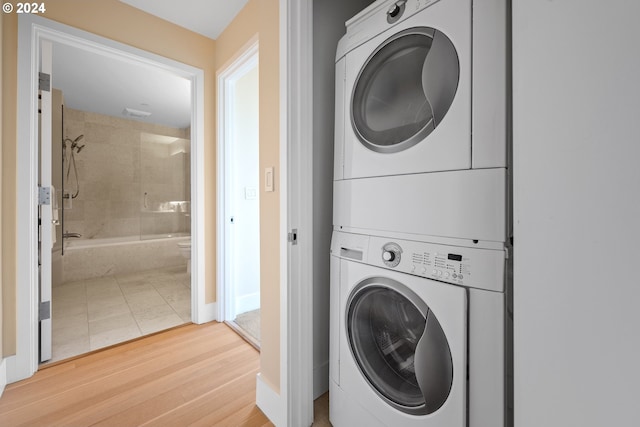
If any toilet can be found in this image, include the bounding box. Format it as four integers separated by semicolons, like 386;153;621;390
177;239;191;274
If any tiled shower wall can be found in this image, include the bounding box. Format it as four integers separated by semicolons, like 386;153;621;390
62;108;190;240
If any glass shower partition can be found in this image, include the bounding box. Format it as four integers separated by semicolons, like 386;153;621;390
140;132;191;240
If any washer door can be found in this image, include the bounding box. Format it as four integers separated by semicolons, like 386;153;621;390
346;278;454;415
351;27;459;153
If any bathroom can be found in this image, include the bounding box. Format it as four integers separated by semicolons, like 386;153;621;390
47;42;193;363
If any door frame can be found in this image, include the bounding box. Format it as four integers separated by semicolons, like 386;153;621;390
216;38;260;324
276;0;315;425
9;14;206;381
38;39;53;363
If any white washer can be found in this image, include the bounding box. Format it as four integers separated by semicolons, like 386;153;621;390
330;230;507;427
334;0;508;180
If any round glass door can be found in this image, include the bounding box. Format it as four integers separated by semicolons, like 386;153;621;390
351;27;459;153
346;278;453;415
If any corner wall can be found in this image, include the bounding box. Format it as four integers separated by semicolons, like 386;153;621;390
1;9;5;365
215;0;281;393
1;10;17;358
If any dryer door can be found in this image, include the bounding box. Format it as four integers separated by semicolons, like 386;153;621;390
351;27;459;154
341;0;472;179
346;277;454;415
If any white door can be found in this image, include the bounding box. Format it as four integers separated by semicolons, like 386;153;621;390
38;39;54;362
217;44;261;325
229;62;261;320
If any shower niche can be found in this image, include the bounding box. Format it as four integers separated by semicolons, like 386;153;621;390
140;132;191;240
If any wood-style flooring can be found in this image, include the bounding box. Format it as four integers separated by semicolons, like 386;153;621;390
0;322;273;426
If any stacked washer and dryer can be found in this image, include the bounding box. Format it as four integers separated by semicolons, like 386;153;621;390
329;0;511;426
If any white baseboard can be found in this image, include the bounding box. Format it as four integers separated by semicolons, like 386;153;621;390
256;373;284;426
0;358;7;398
195;302;217;324
235;292;260;315
313;360;329;400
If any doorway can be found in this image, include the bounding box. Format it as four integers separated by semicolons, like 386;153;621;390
47;40;195;363
15;14;206;377
217;42;261;348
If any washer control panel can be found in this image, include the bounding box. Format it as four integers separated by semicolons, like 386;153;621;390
380;241;469;284
331;231;506;292
370;236;504;292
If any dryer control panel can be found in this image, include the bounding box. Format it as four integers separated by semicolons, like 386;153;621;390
331;231;505;293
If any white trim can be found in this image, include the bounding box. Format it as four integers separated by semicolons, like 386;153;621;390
276;0;315;425
190;60;206;326
274;0;290;424
216;40;260;323
11;13;41;383
256;373;285;426
198;302;218;324
13;14;206;382
0;358;7;398
235;292;260;315
39;39;53;363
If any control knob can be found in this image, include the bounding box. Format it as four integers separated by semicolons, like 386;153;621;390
381;242;402;268
386;0;407;24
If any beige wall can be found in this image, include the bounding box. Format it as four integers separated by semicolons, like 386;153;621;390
1;11;5;360
2;12;17;357
1;0;281;393
216;0;280;392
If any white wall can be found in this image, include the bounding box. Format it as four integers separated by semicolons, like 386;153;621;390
312;0;374;399
513;1;640;426
232;65;261;315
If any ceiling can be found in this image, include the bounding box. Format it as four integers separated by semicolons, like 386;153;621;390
119;0;249;40
53;1;249;130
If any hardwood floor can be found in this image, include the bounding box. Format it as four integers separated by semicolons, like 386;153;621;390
0;322;273;426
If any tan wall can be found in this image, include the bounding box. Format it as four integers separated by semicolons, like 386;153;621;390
2;12;17;357
0;0;216;354
216;0;280;392
1;12;5;359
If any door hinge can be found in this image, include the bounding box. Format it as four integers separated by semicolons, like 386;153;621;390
39;72;51;92
39;301;51;321
288;229;298;245
39;186;51;205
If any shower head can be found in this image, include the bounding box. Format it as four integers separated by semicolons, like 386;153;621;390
65;134;85;150
70;135;85;152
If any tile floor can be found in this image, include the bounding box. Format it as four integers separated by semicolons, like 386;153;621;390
47;265;191;364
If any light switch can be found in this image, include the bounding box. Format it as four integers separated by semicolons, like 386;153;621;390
245;187;257;200
265;167;274;192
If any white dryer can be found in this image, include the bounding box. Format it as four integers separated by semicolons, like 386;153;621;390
330;230;507;427
334;0;508;180
333;0;509;243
